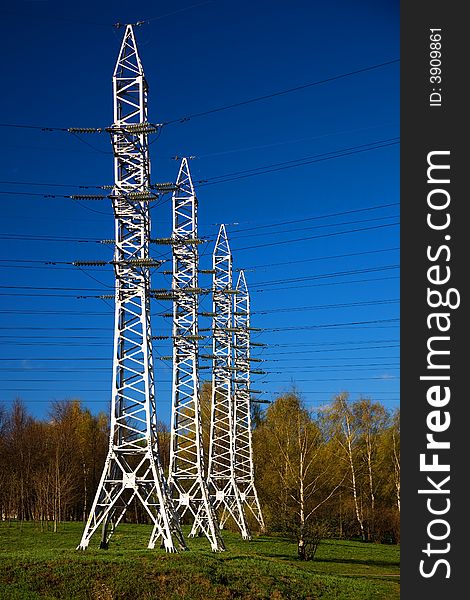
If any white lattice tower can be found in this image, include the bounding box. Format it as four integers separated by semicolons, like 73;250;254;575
196;225;250;539
160;158;225;552
232;271;265;531
78;25;186;553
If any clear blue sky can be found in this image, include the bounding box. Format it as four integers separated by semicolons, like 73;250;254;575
1;0;399;423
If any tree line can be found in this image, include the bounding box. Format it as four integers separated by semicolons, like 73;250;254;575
0;389;399;550
251;391;400;557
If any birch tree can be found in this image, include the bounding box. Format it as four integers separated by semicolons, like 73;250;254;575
324;393;366;541
353;398;389;540
253;393;344;559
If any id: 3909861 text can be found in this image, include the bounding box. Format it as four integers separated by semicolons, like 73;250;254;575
429;28;442;107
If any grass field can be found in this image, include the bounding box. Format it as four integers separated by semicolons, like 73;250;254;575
0;522;399;599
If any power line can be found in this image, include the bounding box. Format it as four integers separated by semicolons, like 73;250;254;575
0;59;398;135
222;214;399;242
271;375;398;382
11;299;395;319
0;233;103;243
250;264;399;288
265;318;399;332
162;59;399;125
0;245;398;273
0;285;106;292
0;190;81;198
218;202;399;235
2;189;396;232
268;390;399;395
0;123;71;132
238;246;399;271
267;356;400;361
196;121;398;160
0;310;112;316
0;357;111;361
0;346;399;361
140;1;215;24
196;139;399;186
251;275;399;293
270;361;398;370
0;368;110;372
199;139;398;183
235;222;399;252
269;365;400;371
0;362;399;373
253;298;399;315
0;373;398;384
0;396;400;405
0;180;107;189
269;339;399;347
0;277;400;298
0;275;397;294
0;342;108;347
0;139;398;199
0;333;108;338
0;223;399;250
0;264;95;272
263;345;400;356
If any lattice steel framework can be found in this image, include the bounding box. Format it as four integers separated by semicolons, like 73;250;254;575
162;158;225;552
231;271;265;531
197;225;250;540
78;25;186;553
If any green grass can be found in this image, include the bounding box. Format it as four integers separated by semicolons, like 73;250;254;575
0;522;399;599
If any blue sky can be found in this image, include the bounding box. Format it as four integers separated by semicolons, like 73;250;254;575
1;0;399;423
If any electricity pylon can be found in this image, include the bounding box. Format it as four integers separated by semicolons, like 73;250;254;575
196;225;251;540
159;158;225;552
231;271;265;532
77;24;186;553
